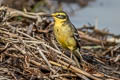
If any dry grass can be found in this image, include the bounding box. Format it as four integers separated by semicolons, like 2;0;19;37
0;6;120;80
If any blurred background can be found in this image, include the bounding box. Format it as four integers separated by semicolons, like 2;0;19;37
0;0;120;34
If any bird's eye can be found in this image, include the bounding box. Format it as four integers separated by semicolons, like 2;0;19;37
56;15;66;19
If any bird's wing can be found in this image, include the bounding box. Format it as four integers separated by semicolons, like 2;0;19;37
70;23;81;49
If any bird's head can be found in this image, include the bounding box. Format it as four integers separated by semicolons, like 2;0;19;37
51;11;69;22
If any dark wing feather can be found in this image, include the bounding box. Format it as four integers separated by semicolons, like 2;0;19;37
70;23;81;49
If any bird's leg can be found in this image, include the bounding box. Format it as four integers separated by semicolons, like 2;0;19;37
76;50;88;65
69;51;81;68
72;53;81;68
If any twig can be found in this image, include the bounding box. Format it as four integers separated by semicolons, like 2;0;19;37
0;6;51;20
114;54;120;62
50;60;102;80
78;31;116;45
37;46;55;73
76;73;90;80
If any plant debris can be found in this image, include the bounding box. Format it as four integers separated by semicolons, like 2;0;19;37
0;6;120;80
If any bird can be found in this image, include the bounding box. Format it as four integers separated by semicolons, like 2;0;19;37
51;11;83;62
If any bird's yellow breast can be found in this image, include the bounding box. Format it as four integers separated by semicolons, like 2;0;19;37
54;21;77;51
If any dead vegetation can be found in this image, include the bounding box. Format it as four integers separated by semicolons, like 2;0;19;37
0;3;120;80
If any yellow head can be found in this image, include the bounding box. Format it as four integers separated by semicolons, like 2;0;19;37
51;11;69;22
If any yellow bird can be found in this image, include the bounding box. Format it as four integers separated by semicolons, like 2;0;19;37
52;11;82;59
